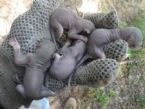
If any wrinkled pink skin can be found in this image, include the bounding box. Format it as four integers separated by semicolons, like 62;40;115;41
50;40;86;80
88;26;143;59
9;37;55;100
50;8;95;47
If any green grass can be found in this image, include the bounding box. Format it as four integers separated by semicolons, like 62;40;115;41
120;15;145;108
136;94;145;108
119;21;128;28
88;87;117;109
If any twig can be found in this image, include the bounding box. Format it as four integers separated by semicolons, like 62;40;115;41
120;58;145;65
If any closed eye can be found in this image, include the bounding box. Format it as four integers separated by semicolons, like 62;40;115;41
58;50;64;56
59;52;63;56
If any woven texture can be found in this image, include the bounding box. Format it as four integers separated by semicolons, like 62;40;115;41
84;11;118;29
0;0;60;109
0;0;60;61
71;59;119;86
45;75;66;91
44;58;120;91
104;39;128;62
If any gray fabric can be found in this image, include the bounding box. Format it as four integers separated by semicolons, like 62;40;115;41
84;11;119;29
